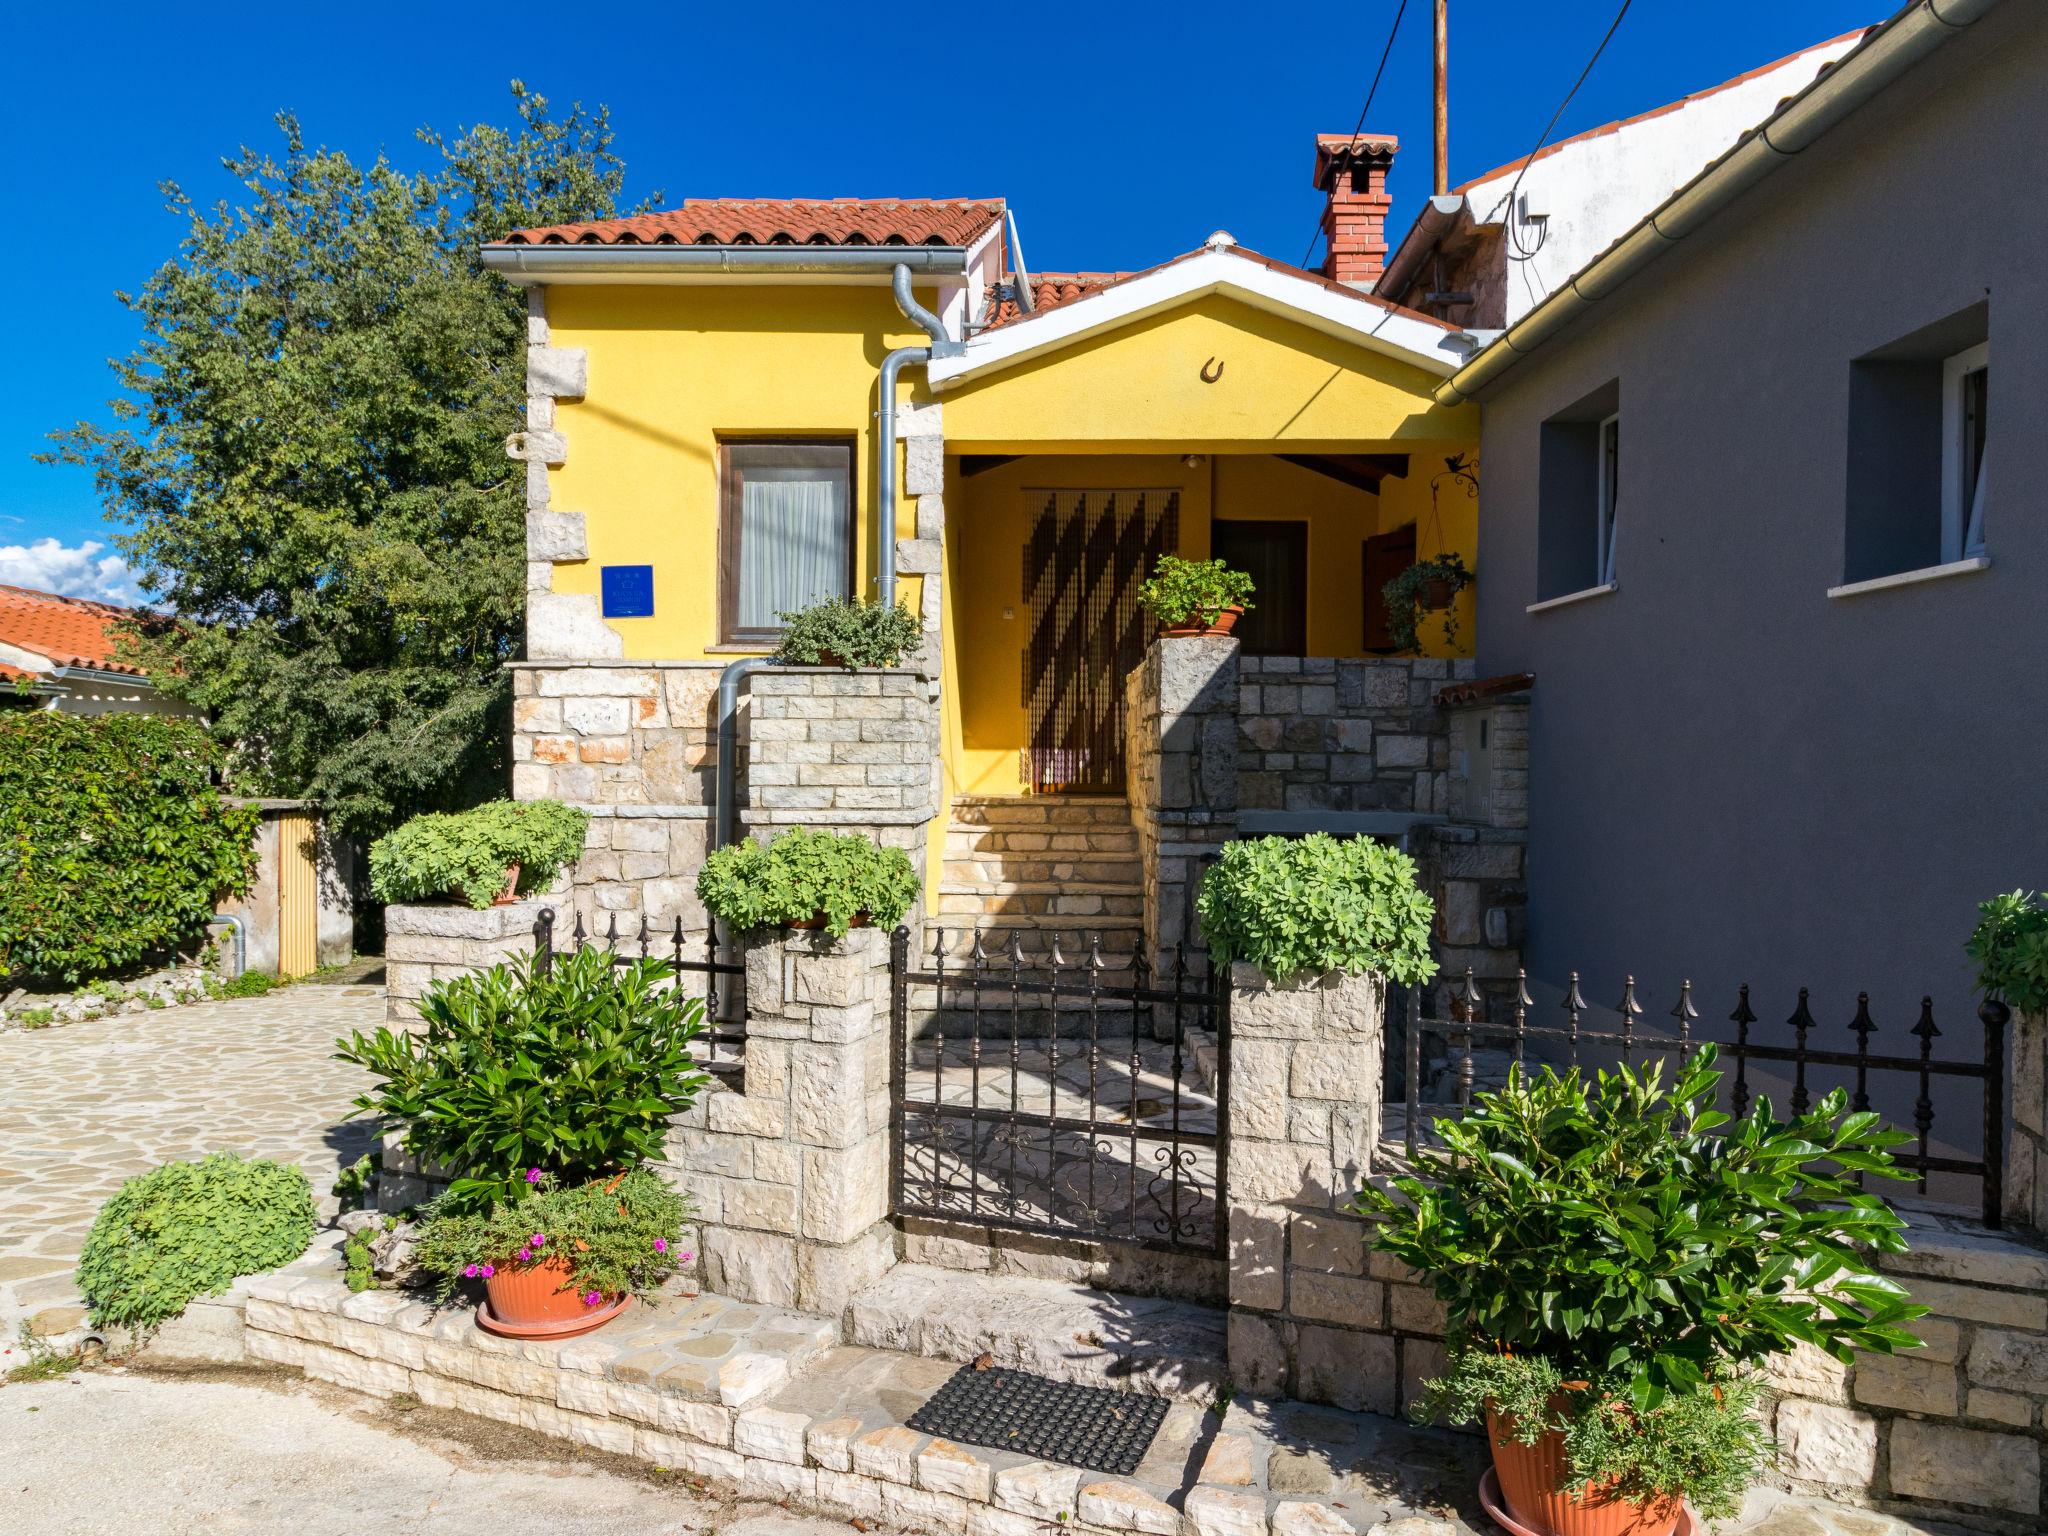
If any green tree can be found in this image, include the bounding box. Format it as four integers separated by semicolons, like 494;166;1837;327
45;85;649;836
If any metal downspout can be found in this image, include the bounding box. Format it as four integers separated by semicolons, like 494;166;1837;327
710;261;960;856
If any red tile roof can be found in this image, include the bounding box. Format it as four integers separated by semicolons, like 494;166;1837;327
979;244;1460;334
0;584;149;676
500;198;1006;248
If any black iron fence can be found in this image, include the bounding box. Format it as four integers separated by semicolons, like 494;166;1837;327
1398;966;2009;1228
533;908;747;1082
889;927;1230;1257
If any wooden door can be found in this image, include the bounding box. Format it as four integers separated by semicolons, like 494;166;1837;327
1024;489;1179;793
276;812;319;979
1211;520;1308;657
1361;523;1417;653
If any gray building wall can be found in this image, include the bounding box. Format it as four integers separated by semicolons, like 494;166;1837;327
1471;2;2046;1142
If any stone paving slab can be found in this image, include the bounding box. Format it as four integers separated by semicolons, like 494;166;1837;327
847;1262;1229;1401
0;984;385;1338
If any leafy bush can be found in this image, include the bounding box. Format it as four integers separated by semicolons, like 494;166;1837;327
219;969;277;999
335;944;708;1212
774;596;922;668
1968;890;2048;1014
367;798;589;910
1380;550;1473;652
697;827;920;938
1197;833;1437;984
78;1153;314;1330
0;713;260;985
1136;555;1255;630
1356;1050;1924;1511
412;1168;690;1304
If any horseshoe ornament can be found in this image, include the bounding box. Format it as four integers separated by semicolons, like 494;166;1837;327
1200;356;1225;383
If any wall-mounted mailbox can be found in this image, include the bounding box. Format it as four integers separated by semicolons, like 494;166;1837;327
600;565;655;618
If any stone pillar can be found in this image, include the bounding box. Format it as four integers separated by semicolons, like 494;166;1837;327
1124;637;1240;976
661;927;898;1316
2009;1007;2047;1234
382;899;548;1022
1223;962;1444;1414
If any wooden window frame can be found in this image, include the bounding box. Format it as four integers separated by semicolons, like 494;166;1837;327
718;437;858;648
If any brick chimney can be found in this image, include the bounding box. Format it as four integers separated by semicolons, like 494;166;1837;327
1314;133;1397;289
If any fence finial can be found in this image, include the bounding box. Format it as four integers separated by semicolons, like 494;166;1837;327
1671;979;1697;1047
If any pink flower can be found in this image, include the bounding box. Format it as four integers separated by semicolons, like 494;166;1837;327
525;1168;542;1184
463;1264;479;1279
517;1248;532;1263
530;1233;545;1247
480;1263;495;1278
583;1291;602;1306
652;1238;668;1254
678;1251;694;1265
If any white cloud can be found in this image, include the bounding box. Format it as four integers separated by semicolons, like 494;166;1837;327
0;537;148;607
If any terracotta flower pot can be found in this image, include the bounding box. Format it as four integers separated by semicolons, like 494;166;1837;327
1485;1403;1683;1536
490;862;522;906
477;1254;630;1340
1159;605;1243;639
1421;576;1459;610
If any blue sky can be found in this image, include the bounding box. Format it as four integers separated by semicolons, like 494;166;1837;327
4;0;1881;600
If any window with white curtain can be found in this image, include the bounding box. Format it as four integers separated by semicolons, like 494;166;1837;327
720;441;854;644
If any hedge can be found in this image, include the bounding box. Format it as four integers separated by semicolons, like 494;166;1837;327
0;712;261;984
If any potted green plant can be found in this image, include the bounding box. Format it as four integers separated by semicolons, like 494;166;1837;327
1137;555;1256;638
1381;549;1473;653
774;595;923;668
336;944;709;1216
696;827;919;938
367;799;590;910
1968;889;2048;1015
1355;1050;1926;1536
1196;832;1439;984
410;1168;690;1338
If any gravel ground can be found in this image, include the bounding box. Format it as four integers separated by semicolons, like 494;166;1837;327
0;1364;852;1536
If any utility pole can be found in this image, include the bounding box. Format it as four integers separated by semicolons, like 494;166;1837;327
1433;0;1449;195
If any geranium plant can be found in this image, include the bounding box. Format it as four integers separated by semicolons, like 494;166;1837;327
368;799;590;910
774;595;922;668
335;944;708;1212
696;827;919;938
1355;1049;1925;1522
1381;550;1473;652
410;1168;690;1305
1136;555;1256;632
1197;833;1437;984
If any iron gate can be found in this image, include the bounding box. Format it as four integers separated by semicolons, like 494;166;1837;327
889;927;1228;1256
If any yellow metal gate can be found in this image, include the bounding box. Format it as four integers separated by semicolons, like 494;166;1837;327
276;812;319;978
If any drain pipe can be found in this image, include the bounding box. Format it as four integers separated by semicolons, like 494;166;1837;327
711;262;959;855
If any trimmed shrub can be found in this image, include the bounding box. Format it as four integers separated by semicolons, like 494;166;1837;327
0;713;260;985
336;944;709;1212
773;596;922;668
1197;832;1437;983
696;827;919;938
367;798;589;910
1969;890;2048;1015
78;1153;314;1330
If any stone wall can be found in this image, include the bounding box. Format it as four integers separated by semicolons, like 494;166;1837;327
2009;1007;2047;1234
658;926;899;1317
383;899;549;1023
1236;656;1458;816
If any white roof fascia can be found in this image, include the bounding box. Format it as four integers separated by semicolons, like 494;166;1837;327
927;248;1467;390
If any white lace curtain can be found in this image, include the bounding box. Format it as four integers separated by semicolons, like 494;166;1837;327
738;467;848;629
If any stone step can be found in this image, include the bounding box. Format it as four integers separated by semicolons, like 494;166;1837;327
937;888;1145;920
944;827;1141;857
942;854;1143;886
845;1263;1228;1403
948;795;1134;827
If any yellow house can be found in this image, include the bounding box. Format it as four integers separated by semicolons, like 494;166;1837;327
486;136;1484;943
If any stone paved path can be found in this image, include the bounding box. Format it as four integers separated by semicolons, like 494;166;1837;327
0;986;385;1338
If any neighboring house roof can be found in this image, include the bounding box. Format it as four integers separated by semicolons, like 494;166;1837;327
981;271;1136;330
1439;0;2006;404
935;235;1470;390
501;198;1006;247
0;584;148;676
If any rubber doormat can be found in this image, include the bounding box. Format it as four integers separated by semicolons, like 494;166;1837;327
906;1364;1171;1476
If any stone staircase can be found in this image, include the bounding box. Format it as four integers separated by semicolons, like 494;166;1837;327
937;796;1146;971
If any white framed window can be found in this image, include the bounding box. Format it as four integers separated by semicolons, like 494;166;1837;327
1941;340;1988;561
1595;412;1620;586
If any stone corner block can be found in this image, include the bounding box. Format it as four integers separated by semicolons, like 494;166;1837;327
526;510;589;563
528;346;588;400
505;428;569;466
527;592;625;661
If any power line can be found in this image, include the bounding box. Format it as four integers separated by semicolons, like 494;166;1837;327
1503;0;1635;259
1302;0;1411;271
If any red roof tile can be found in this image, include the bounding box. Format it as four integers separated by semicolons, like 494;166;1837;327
0;584;149;676
979;244;1460;334
500;198;1005;248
